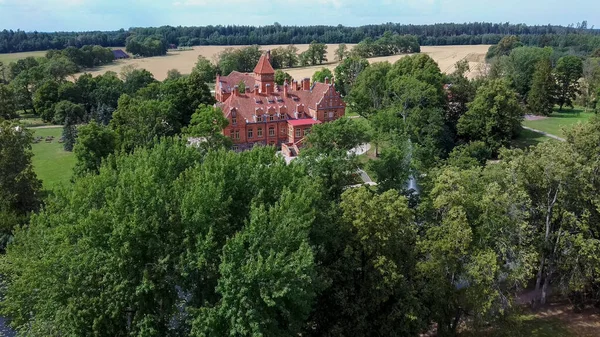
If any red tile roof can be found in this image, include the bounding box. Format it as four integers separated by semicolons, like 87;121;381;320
218;83;339;122
218;71;256;94
253;53;275;75
288;119;322;127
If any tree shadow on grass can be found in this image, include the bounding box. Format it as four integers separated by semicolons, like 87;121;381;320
512;128;548;149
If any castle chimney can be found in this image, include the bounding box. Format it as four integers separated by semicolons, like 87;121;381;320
233;85;239;96
283;80;289;98
325;77;330;85
266;83;272;95
254;84;259;96
302;78;310;91
266;50;271;63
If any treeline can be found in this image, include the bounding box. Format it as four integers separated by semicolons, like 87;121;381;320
2;21;599;53
485;36;600;113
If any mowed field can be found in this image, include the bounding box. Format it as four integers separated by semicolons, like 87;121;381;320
78;44;491;81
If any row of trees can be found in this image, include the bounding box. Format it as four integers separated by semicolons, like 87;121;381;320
125;35;168;57
2;21;598;53
46;45;115;68
350;32;420;58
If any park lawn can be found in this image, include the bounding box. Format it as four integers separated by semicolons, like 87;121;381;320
30;127;76;190
460;313;573;337
512;128;552;149
523;107;594;138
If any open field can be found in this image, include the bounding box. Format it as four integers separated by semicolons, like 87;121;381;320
30;127;76;190
523;107;595;138
0;50;47;64
78;44;491;81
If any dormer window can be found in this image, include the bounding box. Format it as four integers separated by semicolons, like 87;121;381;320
256;115;263;122
269;115;275;121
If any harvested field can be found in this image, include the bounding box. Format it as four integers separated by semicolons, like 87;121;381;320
77;44;491;81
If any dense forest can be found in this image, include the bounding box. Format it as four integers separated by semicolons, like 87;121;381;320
2;21;600;54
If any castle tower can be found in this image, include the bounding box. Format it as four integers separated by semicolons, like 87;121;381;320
254;51;275;95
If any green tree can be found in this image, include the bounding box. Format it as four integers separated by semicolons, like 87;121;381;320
334;56;369;96
554;55;584;110
419;165;533;336
165;69;183;81
32;80;61;122
274;69;292;85
446;141;491;169
499;47;553;100
217;46;262;75
270;45;299;69
53;100;85;125
183;105;231;151
73;121;116;177
320;187;425;337
196;188;318;337
192;55;218;84
304;117;369;154
445;60;476;136
0;83;18;120
0;121;41;251
110;95;180;151
368;142;410;192
121;66;156;94
528;58;556;116
334;44;349;62
346;61;392;117
458;79;523;152
312;67;333;83
486;35;523;60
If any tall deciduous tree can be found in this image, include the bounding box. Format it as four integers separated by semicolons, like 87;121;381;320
312;67;333;83
0;121;41;251
419;165;533;336
346;61;392;117
184;105;231;151
0;83;17;120
334;56;369;96
554;55;583;110
334;44;349;62
110;95;179;151
73;121;116;177
528;58;556;116
458;79;523;152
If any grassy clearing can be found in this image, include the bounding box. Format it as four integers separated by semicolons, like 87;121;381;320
512;128;552;149
30;127;76;190
523;107;595;138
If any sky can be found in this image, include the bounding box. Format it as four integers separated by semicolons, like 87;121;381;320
0;0;598;32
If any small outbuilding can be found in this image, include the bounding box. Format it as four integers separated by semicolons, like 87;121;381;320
112;49;130;60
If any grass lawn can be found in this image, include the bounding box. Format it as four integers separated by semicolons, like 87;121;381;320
460;313;573;337
523;107;595;138
30;127;76;190
512;128;552;149
0;50;47;64
19;114;53;128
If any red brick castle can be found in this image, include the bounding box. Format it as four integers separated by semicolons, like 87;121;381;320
215;51;346;156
